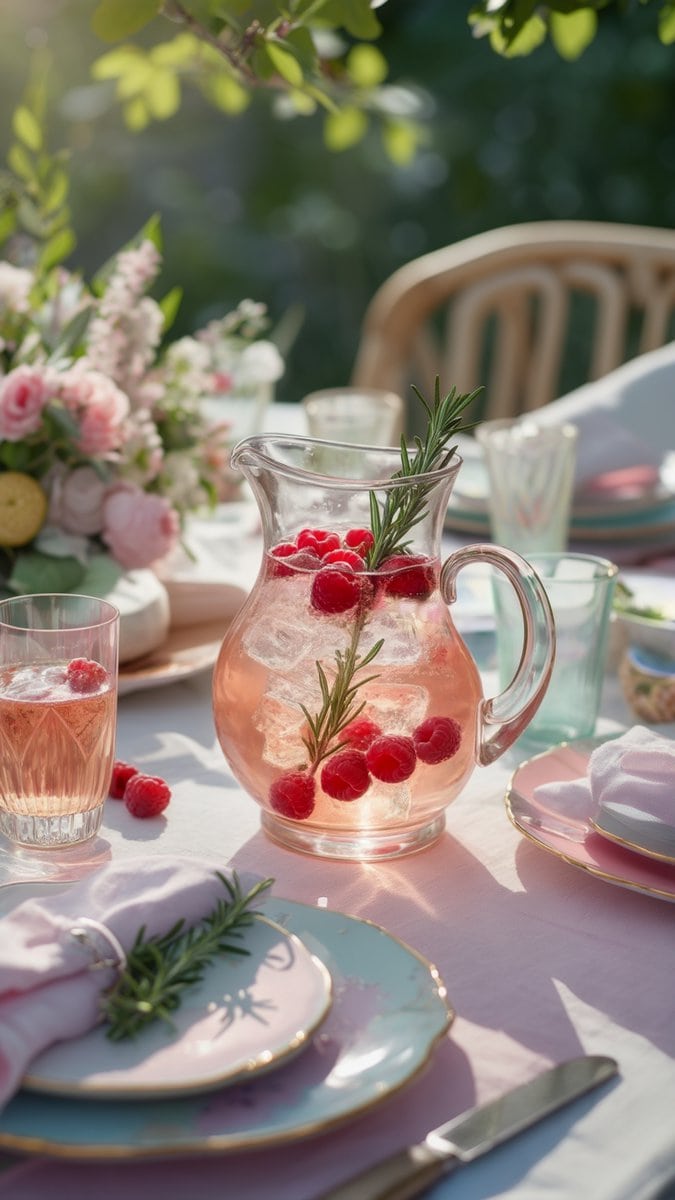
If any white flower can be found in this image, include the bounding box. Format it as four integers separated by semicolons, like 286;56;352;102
158;450;206;509
236;340;285;385
0;263;33;313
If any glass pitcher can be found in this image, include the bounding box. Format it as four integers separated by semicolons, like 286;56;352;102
212;434;555;860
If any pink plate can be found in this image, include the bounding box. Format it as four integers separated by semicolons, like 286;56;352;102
505;737;675;903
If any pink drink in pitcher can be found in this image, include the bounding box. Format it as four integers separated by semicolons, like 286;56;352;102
212;392;554;861
213;536;484;855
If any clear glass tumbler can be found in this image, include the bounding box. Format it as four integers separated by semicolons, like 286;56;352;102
0;593;119;848
476;418;578;555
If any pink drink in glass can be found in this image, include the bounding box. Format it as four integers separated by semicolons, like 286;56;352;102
0;595;119;848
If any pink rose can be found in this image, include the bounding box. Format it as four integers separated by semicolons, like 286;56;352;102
0;366;50;441
48;465;107;537
102;484;180;569
59;368;129;457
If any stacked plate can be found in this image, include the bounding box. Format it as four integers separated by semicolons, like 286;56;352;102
0;897;452;1160
447;437;675;560
506;736;675;904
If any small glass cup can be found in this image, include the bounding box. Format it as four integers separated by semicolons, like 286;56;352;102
0;594;119;849
302;388;404;447
493;553;618;753
476;418;578;555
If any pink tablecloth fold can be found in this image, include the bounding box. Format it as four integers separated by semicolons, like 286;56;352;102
0;856;259;1111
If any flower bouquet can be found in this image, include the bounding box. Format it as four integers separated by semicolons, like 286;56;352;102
0;234;284;600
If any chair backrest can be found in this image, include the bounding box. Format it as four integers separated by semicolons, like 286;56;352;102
351;221;675;424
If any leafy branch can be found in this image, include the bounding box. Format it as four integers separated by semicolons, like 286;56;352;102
367;379;480;568
87;0;426;162
101;872;274;1042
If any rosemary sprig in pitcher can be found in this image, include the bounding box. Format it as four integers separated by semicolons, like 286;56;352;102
367;379;480;568
102;872;273;1041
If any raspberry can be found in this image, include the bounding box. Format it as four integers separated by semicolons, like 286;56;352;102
124;774;171;818
310;565;362;614
321;750;370;801
322;548;365;570
109;761;139;799
366;734;417;783
269;772;316;820
269;541;298;577
380;554;435;600
66;658;109;694
297;528;341;557
344;528;375;556
342;717;382;751
413;716;462;764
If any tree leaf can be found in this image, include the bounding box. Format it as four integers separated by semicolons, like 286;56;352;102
491;12;547;55
91;0;162;42
124;97;151;131
319;0;382;39
91;46;146;80
266;41;305;86
49;303;94;359
550;8;597;60
159;285;183;332
146;68;181;119
0;210;17;248
201;72;250;115
7;144;37;184
659;1;675;44
38;227;76;272
382;119;418;165
324;105;368;151
42;167;70;215
12;105;42;152
346;44;388;87
8;551;85;596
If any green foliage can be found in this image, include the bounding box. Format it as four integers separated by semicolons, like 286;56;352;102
469;0;675;58
86;0;428;159
0;58;75;267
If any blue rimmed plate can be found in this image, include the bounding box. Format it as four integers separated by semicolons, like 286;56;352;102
0;898;453;1159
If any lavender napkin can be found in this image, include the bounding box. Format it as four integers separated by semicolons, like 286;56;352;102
534;726;675;845
0;856;262;1110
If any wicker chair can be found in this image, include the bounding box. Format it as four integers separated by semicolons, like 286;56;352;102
351;221;675;426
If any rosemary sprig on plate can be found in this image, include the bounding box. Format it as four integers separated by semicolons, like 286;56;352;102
367;378;480;568
101;872;274;1042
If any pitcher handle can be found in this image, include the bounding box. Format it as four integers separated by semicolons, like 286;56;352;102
440;544;556;766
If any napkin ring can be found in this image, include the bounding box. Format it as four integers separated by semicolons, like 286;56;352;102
69;918;127;974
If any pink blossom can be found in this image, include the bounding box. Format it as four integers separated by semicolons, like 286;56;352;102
102;484;180;569
48;465;107;537
59;368;130;457
0;365;51;440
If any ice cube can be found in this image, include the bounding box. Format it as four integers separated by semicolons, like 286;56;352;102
360;683;429;734
362;608;420;666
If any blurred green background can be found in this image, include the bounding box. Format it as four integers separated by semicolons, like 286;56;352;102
1;0;673;404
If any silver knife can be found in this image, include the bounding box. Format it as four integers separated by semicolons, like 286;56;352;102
316;1054;618;1200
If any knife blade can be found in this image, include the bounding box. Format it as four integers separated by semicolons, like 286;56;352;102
316;1054;618;1200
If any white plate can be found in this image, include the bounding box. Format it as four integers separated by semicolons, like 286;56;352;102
590;804;675;866
118;620;225;696
0;898;453;1159
22;916;333;1100
506;737;675;903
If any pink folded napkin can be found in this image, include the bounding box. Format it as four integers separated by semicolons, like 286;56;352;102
533;726;675;826
0;856;262;1111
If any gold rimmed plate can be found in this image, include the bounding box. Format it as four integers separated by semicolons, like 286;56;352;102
505;737;675;903
590;806;675;867
22;916;333;1101
0;898;453;1159
118;620;225;696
